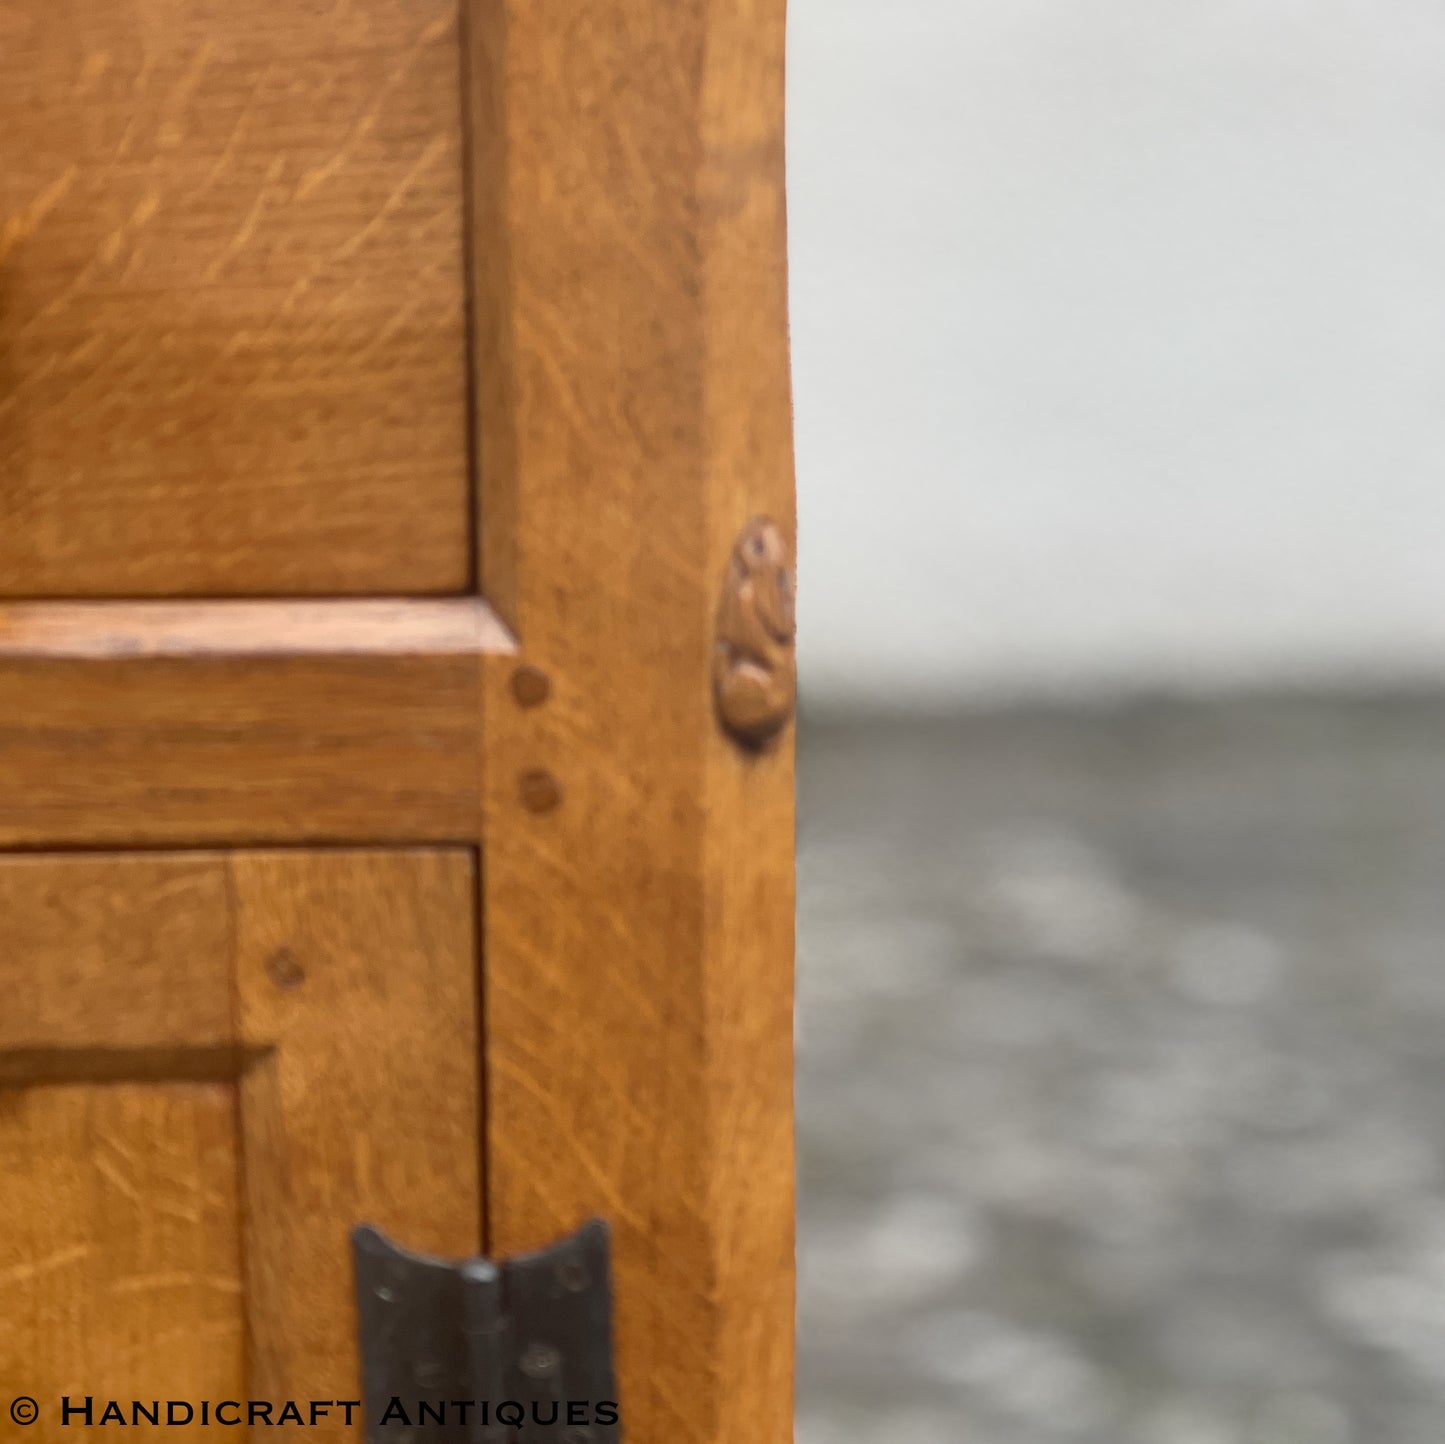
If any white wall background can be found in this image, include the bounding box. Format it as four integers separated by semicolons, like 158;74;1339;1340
788;0;1445;709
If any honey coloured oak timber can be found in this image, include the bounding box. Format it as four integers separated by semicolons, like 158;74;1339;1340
0;1084;246;1442
469;1;797;1441
0;850;481;1440
0;0;798;1434
0;599;512;847
0;0;471;596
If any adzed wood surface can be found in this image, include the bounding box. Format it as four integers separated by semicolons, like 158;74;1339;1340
469;1;798;1440
0;0;472;596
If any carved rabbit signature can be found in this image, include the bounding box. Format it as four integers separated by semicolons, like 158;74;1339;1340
712;516;796;748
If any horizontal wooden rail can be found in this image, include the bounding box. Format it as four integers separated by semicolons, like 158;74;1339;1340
0;598;510;848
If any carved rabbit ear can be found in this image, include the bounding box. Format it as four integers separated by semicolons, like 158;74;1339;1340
745;521;774;562
713;516;797;750
737;515;785;566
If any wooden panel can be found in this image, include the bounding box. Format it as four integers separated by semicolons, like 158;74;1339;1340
0;1083;245;1439
0;850;481;1435
469;2;796;1442
232;849;482;1423
0;0;470;596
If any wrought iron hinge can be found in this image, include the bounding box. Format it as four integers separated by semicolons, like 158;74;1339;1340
352;1219;620;1444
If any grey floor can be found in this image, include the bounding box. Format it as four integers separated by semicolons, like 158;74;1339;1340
797;703;1445;1444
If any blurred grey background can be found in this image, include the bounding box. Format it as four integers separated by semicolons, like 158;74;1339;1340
787;4;1445;1442
790;0;1445;706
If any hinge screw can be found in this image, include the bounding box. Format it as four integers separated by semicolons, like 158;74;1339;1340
557;1258;589;1293
519;1342;560;1378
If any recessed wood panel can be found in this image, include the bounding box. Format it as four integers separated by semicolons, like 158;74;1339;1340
0;1083;246;1439
0;0;470;596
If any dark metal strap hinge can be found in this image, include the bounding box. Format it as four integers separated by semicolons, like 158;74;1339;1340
352;1219;620;1444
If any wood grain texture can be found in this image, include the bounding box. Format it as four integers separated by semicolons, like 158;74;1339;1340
0;653;482;847
0;0;471;596
469;2;797;1440
0;851;481;1432
0;1083;245;1438
231;849;482;1424
0;855;232;1052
